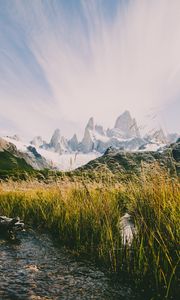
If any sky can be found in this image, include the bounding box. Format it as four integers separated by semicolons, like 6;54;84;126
0;0;180;141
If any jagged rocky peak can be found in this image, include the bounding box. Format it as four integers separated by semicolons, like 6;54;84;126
114;110;131;128
95;124;105;136
80;117;105;153
114;110;140;138
54;137;66;154
86;117;94;130
50;129;61;149
71;134;78;143
146;128;167;144
49;129;70;154
68;134;79;151
81;127;94;153
30;136;44;147
80;118;95;153
152;129;167;144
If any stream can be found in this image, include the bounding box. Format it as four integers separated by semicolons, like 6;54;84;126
0;231;137;300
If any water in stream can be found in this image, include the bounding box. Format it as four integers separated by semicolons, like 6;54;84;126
0;230;137;300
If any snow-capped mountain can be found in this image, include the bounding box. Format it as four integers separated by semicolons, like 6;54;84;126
2;111;179;171
30;110;175;156
30;110;147;155
78;112;145;153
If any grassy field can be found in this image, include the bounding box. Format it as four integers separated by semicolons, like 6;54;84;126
0;169;179;299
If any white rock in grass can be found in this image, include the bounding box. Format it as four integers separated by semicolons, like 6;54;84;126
119;213;136;246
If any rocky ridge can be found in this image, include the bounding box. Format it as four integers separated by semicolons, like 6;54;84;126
78;140;180;176
30;111;178;155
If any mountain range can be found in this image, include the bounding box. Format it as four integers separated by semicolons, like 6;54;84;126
1;111;179;171
30;110;178;153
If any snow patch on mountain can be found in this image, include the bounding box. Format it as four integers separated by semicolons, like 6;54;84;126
37;148;100;171
4;136;28;152
3;136;100;171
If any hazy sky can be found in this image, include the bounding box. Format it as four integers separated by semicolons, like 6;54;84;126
0;0;180;141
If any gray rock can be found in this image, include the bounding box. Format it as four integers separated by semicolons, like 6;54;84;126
30;136;45;147
0;216;24;234
114;110;140;138
43;129;70;154
68;134;79;151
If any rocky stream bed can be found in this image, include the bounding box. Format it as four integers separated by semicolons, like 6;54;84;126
0;230;138;300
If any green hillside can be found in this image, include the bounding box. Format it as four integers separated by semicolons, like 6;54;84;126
77;141;180;177
0;150;33;179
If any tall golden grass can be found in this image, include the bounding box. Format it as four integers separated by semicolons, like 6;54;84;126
0;169;179;299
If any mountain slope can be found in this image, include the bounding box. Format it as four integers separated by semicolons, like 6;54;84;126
0;138;34;178
78;141;180;176
0;150;33;172
0;137;50;174
2;137;100;171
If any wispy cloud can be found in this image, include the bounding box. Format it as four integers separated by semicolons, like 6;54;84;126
0;0;180;139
